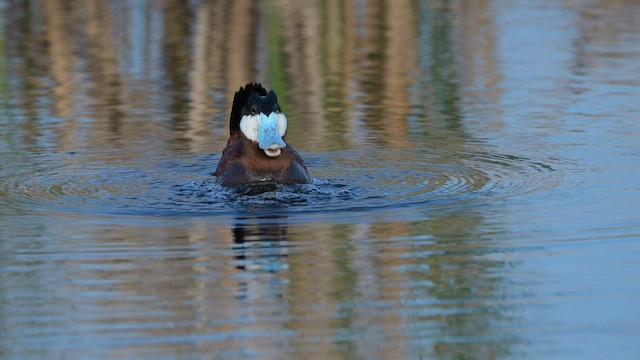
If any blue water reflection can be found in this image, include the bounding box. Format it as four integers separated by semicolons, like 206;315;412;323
1;0;639;358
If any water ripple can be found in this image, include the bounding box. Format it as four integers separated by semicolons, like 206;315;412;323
0;148;562;221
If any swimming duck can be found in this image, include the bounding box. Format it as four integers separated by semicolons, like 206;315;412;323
214;83;311;186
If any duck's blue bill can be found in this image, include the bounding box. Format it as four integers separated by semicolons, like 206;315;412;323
258;113;286;149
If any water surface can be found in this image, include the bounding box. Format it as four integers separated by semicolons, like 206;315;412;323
1;1;640;359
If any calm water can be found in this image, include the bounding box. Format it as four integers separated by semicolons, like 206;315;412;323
1;1;640;359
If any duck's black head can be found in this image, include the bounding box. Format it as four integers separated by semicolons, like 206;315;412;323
229;83;288;157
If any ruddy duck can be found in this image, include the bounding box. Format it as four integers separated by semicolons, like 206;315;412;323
214;83;311;186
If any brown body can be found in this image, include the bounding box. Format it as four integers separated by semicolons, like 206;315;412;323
214;132;311;186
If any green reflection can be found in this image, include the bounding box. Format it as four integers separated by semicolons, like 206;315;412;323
320;1;350;150
0;8;9;125
266;0;290;110
163;0;191;128
425;1;462;128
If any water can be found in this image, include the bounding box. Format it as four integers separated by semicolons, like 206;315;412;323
1;1;639;359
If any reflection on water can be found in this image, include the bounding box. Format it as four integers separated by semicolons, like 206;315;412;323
1;0;640;358
232;216;289;273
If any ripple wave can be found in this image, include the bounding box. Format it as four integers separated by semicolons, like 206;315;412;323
0;149;563;221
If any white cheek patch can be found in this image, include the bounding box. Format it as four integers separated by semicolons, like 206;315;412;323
275;113;287;137
240;113;287;143
239;114;260;142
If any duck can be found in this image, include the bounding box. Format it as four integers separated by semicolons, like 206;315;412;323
214;83;311;186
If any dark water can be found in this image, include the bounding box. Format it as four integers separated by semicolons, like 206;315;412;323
1;1;640;358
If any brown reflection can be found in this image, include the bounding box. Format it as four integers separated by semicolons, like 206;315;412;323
354;0;386;144
275;0;325;148
5;0;47;146
83;0;125;135
380;0;415;146
186;2;213;152
43;0;78;149
224;1;258;89
455;0;503;128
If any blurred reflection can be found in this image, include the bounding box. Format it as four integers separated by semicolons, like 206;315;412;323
43;0;75;122
162;0;191;130
1;0;638;358
2;1;410;153
0;0;636;154
0;1;511;357
232;215;290;273
0;0;482;154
